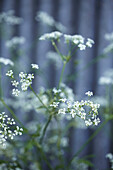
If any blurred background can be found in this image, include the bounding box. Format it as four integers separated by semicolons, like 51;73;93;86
0;0;113;169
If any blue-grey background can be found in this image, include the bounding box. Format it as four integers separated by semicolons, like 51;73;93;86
0;0;113;169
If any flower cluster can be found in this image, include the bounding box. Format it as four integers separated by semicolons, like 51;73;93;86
5;36;25;48
6;70;14;78
19;72;34;91
6;64;39;96
0;57;14;66
50;90;100;127
64;34;94;50
0;10;23;25
106;153;113;169
31;64;39;69
85;91;93;96
0;112;23;147
39;31;94;51
103;32;113;54
39;31;63;41
36;11;66;32
99;69;113;85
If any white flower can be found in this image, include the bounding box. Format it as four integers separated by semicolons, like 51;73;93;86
36;11;66;32
0;10;23;25
99;76;113;85
64;34;84;44
86;38;94;48
39;31;63;41
53;88;61;94
6;70;14;78
31;64;39;69
70;109;76;118
12;89;20;96
85;119;93;126
0;58;14;66
78;44;86;50
93;118;100;126
50;102;59;108
6;37;25;48
85;91;93;97
11;80;19;87
0;112;23;147
27;74;34;80
58;108;66;114
19;72;27;79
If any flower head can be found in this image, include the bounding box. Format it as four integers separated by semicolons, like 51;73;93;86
31;64;39;69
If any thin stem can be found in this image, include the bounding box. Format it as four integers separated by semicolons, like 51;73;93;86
67;116;113;169
30;85;49;112
34;140;54;170
0;98;28;133
52;40;64;60
39;114;53;144
58;61;67;88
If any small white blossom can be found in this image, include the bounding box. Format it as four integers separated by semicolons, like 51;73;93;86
86;38;94;48
93;118;100;126
19;72;27;79
78;44;86;50
85;119;93;126
11;80;19;87
53;88;61;94
50;102;59;108
12;89;20;96
99;76;113;85
85;91;93;97
70;109;76;118
27;74;34;80
58;108;66;114
6;70;14;78
31;64;39;69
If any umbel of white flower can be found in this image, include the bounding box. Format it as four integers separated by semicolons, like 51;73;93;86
39;31;94;51
0;10;23;25
6;64;39;97
0;112;23;147
50;91;100;127
0;58;14;66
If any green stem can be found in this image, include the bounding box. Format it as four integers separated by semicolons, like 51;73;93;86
39;114;53;144
34;140;54;170
52;40;64;60
67;117;113;169
30;85;49;112
58;61;67;88
0;98;28;133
